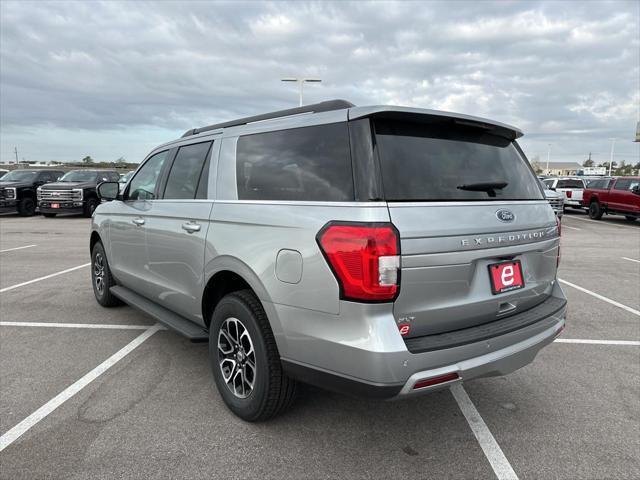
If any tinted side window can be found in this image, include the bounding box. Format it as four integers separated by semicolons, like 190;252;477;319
163;142;212;200
543;179;555;188
107;172;120;182
236;123;354;201
128;151;169;200
614;179;631;191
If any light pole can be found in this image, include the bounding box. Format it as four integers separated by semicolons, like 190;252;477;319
281;78;322;106
608;138;616;176
546;143;552;174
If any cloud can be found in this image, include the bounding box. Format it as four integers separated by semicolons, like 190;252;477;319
0;0;638;164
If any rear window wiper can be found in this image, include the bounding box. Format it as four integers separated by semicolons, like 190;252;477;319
457;181;508;198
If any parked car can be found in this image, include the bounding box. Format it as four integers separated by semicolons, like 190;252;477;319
38;169;120;217
118;171;134;193
542;177;586;210
0;169;9;179
539;180;564;218
582;176;640;221
0;169;64;216
90;100;566;421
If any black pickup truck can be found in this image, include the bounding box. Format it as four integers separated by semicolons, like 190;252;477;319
38;169;121;217
0;169;64;216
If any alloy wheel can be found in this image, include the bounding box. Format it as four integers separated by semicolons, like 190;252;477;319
93;252;105;296
218;317;256;399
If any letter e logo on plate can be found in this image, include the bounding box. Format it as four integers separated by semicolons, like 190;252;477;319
398;323;411;336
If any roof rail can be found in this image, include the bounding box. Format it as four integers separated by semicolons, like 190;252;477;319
181;99;355;138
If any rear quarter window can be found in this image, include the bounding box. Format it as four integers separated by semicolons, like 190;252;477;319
236;122;354;202
374;120;543;201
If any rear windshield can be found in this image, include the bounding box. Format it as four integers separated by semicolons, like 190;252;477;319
586;178;612;189
374;120;543;201
557;179;583;188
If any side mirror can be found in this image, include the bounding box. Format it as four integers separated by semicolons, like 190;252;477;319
97;181;120;201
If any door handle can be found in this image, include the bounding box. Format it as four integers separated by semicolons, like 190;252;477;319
182;222;201;233
132;217;145;226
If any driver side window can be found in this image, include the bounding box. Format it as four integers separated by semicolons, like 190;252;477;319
127;151;168;201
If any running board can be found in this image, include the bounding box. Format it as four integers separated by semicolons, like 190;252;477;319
110;286;208;342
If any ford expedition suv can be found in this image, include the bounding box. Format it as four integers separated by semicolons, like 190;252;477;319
91;100;566;421
38;169;120;217
0;169;63;216
582;176;640;221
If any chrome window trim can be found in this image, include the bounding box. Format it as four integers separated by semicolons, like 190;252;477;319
215;200;388;207
387;200;549;207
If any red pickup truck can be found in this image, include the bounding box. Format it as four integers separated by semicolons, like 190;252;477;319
582;176;640;221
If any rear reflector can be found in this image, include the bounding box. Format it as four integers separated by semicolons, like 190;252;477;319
413;372;459;390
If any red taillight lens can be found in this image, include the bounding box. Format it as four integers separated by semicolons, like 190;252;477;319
566;191;572;198
317;223;400;302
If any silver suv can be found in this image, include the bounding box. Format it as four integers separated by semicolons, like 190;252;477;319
91;100;567;421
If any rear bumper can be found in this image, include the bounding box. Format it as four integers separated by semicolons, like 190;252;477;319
275;282;567;399
563;199;582;207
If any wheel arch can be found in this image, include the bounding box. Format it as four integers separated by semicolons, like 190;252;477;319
202;256;273;329
90;230;102;253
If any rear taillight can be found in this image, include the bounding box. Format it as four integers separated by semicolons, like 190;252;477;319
317;222;400;302
566;190;572;198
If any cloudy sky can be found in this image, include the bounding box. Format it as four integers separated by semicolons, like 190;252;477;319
1;0;638;166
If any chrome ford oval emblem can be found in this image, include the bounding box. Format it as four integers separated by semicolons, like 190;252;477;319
496;209;515;222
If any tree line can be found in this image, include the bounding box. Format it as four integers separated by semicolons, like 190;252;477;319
47;156;139;169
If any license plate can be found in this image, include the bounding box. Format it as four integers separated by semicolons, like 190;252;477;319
51;203;59;209
488;260;524;294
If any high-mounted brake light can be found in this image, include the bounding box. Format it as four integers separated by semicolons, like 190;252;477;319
317;222;400;302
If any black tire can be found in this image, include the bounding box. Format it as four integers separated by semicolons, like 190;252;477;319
17;197;36;217
588;201;603;220
83;197;98;218
91;242;123;307
43;213;57;218
209;289;297;421
625;216;637;222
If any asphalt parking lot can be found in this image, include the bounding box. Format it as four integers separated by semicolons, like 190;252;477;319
0;211;638;479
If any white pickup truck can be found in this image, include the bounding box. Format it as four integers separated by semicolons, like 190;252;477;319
542;177;586;210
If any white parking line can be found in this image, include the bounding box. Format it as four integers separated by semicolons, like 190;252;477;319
0;263;90;293
622;257;640;264
0;322;156;330
0;324;163;452
555;339;640;346
451;384;518;480
0;245;37;253
563;215;638;230
561;225;581;231
558;278;640;317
